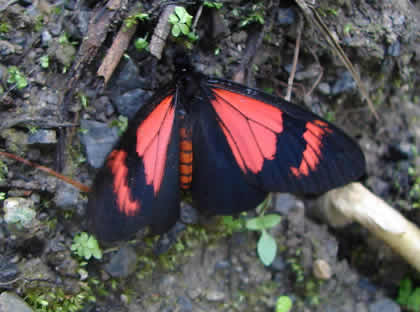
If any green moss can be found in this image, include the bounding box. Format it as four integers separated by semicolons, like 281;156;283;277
25;282;96;312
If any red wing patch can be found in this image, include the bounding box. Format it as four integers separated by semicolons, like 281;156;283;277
136;95;175;195
107;150;141;216
211;89;283;174
290;120;333;177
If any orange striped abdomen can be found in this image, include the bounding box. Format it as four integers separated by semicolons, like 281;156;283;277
180;127;193;190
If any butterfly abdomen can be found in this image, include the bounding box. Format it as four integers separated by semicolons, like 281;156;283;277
180;127;193;190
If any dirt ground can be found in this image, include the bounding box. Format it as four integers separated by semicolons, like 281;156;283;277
0;0;420;311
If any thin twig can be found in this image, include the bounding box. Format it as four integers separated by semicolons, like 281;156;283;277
306;68;323;97
192;4;203;31
286;13;304;102
0;151;90;193
295;0;379;119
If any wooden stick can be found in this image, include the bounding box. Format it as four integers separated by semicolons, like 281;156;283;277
97;7;139;85
150;5;176;60
317;182;420;272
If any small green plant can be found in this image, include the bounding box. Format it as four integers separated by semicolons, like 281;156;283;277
7;66;28;89
324;110;336;122
287;252;305;282
239;4;265;27
134;35;149;51
58;32;78;46
78;93;88;109
276;296;293;312
34;15;45;32
203;1;223;9
71;232;102;260
125;11;149;28
25;282;96;312
343;23;353;36
0;160;8;181
58;32;70;45
408;149;420;209
26;125;38;134
222;215;244;235
0;192;5;200
111;115;128;135
397;278;420;312
246;199;281;266
40;55;49;69
169;6;198;41
0;22;10;33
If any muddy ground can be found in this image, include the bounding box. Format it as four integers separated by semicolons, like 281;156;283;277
0;0;420;311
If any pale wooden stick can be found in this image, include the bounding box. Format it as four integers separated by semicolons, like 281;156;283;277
317;182;420;272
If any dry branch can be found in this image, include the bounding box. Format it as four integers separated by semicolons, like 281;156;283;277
317;182;420;272
97;9;139;85
149;5;176;60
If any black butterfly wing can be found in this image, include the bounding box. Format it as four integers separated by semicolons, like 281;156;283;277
196;77;365;202
88;90;181;241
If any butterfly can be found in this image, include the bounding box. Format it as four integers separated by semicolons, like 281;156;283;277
88;55;366;242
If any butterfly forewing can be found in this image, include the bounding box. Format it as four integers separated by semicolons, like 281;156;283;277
206;78;365;195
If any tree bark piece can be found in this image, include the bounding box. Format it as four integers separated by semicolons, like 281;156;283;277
97;11;138;85
149;5;175;60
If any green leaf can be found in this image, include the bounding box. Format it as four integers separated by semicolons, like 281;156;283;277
257;230;277;265
276;296;293;312
246;214;281;231
134;37;149;51
84;249;92;260
169;13;179;24
71;232;102;260
408;288;420;311
40;55;49;68
7;66;28;89
172;24;181;37
174;6;184;18
204;1;223;9
179;23;189;35
397;278;413;305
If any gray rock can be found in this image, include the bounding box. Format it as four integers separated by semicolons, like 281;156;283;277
105;246;137;278
317;82;331;95
112;88;152;118
0;255;19;284
18;258;56;284
332;71;356;95
369;298;400;312
0;292;34;312
110;57;148;93
177;296;193;312
53;183;80;210
41;30;52;47
387;41;401;57
277;7;296;25
27;129;57;144
79;119;119;168
273;193;301;215
206;289;225;301
3;197;36;228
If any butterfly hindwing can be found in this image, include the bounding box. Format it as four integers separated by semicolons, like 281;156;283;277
205;78;365;196
88;91;180;241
